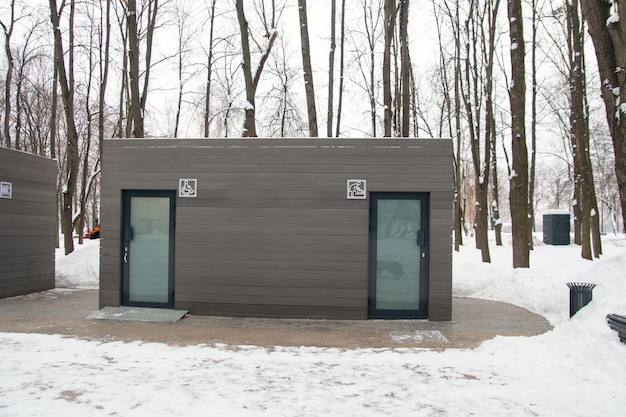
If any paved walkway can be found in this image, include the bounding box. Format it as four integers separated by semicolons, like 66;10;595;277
0;289;552;350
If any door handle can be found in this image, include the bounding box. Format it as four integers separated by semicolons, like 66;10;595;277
416;230;425;246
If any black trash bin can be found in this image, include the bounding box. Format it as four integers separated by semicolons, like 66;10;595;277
566;282;596;317
543;213;570;245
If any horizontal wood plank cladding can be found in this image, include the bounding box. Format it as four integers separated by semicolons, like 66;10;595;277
175;302;366;320
176;273;367;289
102;138;453;320
0;147;56;299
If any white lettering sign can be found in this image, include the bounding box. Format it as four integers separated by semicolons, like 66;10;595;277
0;182;12;199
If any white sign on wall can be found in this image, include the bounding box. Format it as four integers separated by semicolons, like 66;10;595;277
0;181;12;199
347;179;367;199
179;179;198;198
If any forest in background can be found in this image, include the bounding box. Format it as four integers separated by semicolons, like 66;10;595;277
1;0;625;267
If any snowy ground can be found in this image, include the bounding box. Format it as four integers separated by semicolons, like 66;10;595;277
1;235;626;416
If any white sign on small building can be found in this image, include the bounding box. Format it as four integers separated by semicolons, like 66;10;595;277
0;181;12;199
179;179;198;197
347;179;366;199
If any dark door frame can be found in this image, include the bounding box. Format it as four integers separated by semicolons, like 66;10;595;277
368;192;429;319
121;190;176;308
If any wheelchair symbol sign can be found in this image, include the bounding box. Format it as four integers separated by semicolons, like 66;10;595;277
179;179;198;197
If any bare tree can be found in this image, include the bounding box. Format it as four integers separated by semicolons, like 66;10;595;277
508;0;531;267
334;0;346;137
49;0;80;255
1;0;17;148
352;0;382;137
461;0;501;263
203;0;217;137
327;0;336;137
264;36;306;137
399;0;410;137
297;0;318;137
382;0;396;137
126;0;144;137
235;0;279;137
98;0;111;160
528;0;539;249
172;0;199;138
579;0;626;235
567;0;601;258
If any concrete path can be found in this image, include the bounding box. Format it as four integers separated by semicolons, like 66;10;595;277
0;289;552;350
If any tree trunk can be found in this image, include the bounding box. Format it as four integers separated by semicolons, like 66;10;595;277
298;0;318;137
204;0;217;138
327;0;336;137
569;0;593;259
508;0;530;268
235;0;278;137
367;1;377;137
49;0;79;255
579;0;626;235
383;0;396;137
50;37;59;248
399;0;410;137
448;0;463;251
127;0;144;137
335;0;346;138
98;0;110;163
528;0;538;250
1;0;15;148
236;0;256;137
140;0;158;119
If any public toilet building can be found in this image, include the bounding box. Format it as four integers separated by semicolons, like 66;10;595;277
100;138;453;320
0;147;56;299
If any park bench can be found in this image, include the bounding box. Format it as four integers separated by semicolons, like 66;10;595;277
606;314;626;344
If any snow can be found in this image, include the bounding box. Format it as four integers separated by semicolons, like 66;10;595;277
54;238;99;289
1;235;626;416
544;209;570;215
607;9;620;26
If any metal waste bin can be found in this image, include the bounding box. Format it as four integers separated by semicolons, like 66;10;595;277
543;213;570;245
566;282;596;317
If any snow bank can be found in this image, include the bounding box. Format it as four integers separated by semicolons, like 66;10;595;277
55;239;99;289
5;233;618;416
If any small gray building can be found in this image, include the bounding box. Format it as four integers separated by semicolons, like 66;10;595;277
100;138;453;320
0;147;57;298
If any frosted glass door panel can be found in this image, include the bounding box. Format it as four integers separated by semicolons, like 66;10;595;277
369;192;429;319
375;199;421;310
128;196;171;304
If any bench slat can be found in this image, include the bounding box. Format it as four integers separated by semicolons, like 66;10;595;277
606;314;626;344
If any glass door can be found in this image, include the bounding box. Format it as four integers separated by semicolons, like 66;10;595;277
122;190;175;308
369;193;429;319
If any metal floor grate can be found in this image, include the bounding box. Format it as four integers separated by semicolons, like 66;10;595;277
389;330;450;345
87;306;188;323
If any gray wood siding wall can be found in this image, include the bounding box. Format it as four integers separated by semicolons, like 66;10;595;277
101;138;453;320
0;147;57;298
